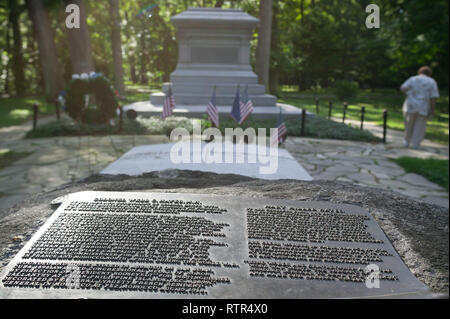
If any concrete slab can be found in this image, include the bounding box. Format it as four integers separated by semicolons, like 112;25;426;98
100;142;313;181
0;191;429;298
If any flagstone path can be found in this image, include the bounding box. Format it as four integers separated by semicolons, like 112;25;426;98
0;115;448;217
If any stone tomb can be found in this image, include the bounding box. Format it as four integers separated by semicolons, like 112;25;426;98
100;142;313;181
149;8;282;116
0;191;428;298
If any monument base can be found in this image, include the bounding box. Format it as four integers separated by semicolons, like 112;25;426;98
123;101;304;120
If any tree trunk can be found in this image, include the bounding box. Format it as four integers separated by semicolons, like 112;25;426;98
129;54;138;84
63;0;95;74
269;1;279;95
255;0;273;93
26;0;64;101
8;0;26;97
4;21;11;95
109;0;125;95
139;30;147;85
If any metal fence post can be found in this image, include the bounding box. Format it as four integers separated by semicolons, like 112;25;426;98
360;106;365;130
301;109;306;137
33;103;38;130
328;101;333;119
55;99;60;120
119;106;123;133
343;102;347;123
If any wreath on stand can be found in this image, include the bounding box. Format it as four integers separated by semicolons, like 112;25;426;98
64;73;118;124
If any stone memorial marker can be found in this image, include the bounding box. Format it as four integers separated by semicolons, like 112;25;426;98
151;8;276;108
100;142;313;181
0;191;429;298
131;8;305;119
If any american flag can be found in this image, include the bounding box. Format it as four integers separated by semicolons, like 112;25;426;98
207;86;219;127
239;85;254;124
271;109;288;146
161;85;175;120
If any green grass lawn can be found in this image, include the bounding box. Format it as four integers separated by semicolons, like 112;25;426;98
0;96;57;128
278;88;449;145
392;157;449;192
0;87;158;129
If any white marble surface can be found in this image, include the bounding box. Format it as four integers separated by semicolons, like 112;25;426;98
101;142;313;181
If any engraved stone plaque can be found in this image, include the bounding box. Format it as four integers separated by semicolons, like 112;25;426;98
0;191;429;298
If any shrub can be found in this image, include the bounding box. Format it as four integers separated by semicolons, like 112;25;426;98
332;80;360;101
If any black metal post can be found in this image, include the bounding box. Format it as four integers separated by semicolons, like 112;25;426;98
33;103;38;130
360;106;365;130
343;102;347;123
328;101;333;119
383;109;388;143
301;109;306;137
315;97;319;114
119;106;123;133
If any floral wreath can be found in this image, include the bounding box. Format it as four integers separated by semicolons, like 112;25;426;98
64;72;119;124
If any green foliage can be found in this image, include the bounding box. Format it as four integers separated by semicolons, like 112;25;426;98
1;0;448;97
392;157;449;192
65;75;118;124
332;80;360;101
26;114;380;143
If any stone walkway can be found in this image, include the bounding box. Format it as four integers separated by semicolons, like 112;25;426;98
287;115;448;208
0;115;448;216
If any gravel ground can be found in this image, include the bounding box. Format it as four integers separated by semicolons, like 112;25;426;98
0;170;448;293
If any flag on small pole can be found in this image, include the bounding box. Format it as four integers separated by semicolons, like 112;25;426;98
207;85;219;127
161;84;175;120
271;109;288;146
239;84;254;124
230;85;241;123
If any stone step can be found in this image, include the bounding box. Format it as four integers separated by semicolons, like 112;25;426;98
150;92;277;107
122;101;304;120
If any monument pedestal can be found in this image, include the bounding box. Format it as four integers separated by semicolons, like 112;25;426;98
150;8;278;111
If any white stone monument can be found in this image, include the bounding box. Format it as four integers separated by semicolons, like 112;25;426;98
148;8;296;118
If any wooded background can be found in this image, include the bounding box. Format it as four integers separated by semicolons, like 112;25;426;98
0;0;448;101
